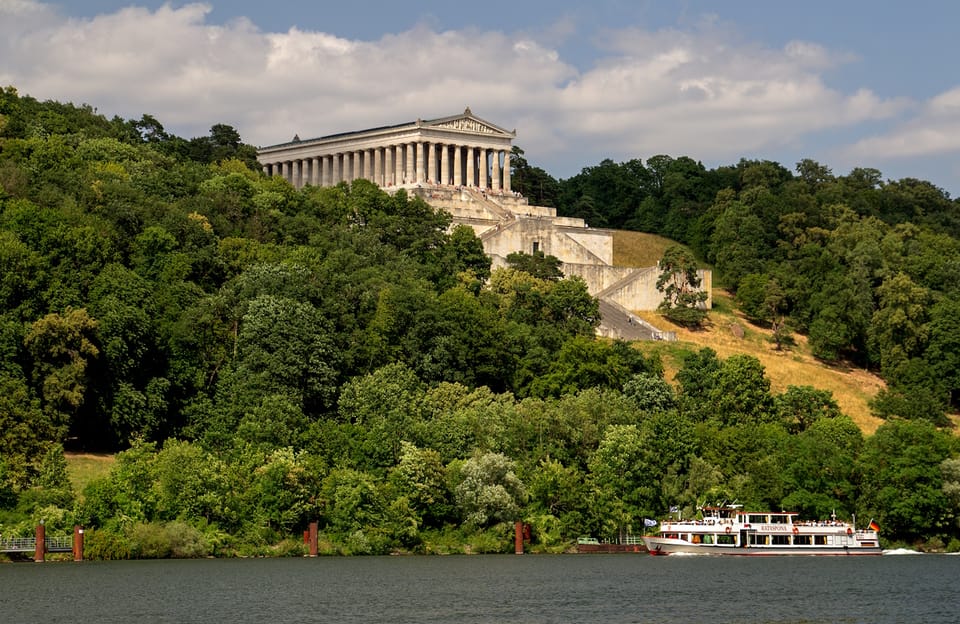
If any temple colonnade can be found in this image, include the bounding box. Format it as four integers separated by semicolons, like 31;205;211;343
261;142;511;192
257;109;516;193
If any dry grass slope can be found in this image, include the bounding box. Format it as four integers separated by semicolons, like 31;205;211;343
612;230;886;434
65;453;115;500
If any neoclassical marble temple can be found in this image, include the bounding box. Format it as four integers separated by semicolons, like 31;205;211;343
257;108;515;191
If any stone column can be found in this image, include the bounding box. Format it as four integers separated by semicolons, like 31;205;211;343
262;164;269;176
503;151;511;192
466;147;475;187
374;148;383;186
310;157;320;186
492;151;502;191
353;150;363;182
453;145;462;186
479;148;489;189
323;155;333;186
405;143;415;184
363;148;373;181
384;146;394;185
331;153;341;184
279;161;287;184
416;141;426;184
440;144;450;185
395;145;404;185
427;143;437;184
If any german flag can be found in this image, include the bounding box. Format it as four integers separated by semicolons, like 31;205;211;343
868;519;880;532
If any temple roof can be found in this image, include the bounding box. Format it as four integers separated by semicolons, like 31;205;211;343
261;108;515;150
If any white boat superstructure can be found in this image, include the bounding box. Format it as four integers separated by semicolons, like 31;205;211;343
643;506;881;556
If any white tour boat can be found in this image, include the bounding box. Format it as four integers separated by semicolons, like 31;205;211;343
642;505;881;556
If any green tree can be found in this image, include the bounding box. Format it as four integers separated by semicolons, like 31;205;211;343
656;245;708;326
868;272;930;378
151;440;226;522
857;419;952;541
320;467;387;549
505;250;564;280
338;363;426;469
774;385;842;433
453;452;526;528
705;354;775;427
389;442;451;528
622;372;676;413
234;294;339;412
587;424;655;537
23;307;100;443
779;416;862;518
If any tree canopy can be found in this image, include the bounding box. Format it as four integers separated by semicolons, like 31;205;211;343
2;87;959;556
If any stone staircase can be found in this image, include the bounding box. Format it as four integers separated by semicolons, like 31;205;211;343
596;297;676;341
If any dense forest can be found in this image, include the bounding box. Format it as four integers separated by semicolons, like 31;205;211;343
1;86;959;558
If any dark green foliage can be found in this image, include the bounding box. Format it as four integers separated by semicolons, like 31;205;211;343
2;87;959;552
510;146;561;208
775;385;843;433
622;372;676;413
505;250;563;280
857;420;952;541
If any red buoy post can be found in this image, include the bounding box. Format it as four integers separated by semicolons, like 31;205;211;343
514;521;524;554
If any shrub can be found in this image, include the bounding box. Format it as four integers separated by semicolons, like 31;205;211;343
129;522;172;558
166;521;209;558
84;528;133;560
468;524;511;554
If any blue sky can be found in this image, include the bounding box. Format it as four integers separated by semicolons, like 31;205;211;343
3;1;959;195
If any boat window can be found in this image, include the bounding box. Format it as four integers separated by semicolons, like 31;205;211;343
702;534;713;544
717;534;735;545
793;535;812;545
769;515;788;524
750;534;768;545
771;535;790;545
748;514;767;524
814;535;827;545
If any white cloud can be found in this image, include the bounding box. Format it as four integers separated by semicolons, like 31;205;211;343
843;86;960;161
0;1;917;176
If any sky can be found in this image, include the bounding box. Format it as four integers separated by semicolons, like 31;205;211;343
2;0;960;196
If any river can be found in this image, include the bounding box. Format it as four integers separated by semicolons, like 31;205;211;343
1;553;957;623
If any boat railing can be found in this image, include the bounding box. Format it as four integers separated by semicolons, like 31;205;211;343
662;518;734;527
577;535;644;545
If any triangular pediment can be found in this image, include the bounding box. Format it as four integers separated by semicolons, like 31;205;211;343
425;108;516;137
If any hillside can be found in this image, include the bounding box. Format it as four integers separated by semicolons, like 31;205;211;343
612;230;886;434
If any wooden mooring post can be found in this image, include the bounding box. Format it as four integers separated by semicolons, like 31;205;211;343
73;525;84;561
514;521;524;555
308;522;318;557
34;523;45;563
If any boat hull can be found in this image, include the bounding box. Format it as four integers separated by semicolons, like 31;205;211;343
643;536;882;556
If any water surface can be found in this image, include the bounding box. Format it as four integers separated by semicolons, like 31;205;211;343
1;553;956;623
